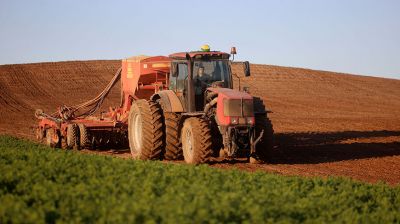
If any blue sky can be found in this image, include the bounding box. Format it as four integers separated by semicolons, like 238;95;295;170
0;0;399;79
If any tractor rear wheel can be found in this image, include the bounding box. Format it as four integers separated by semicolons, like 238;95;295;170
66;124;79;150
252;97;274;162
164;112;183;160
181;117;213;164
128;99;164;160
78;124;90;149
46;129;61;148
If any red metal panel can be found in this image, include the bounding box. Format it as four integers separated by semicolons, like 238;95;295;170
208;87;254;126
120;55;171;120
121;55;171;99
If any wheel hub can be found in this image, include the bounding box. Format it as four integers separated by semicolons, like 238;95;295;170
184;129;193;160
132;113;143;153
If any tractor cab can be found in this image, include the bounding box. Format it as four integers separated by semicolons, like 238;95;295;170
169;48;234;112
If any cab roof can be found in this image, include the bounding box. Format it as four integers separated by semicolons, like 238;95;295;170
169;51;230;60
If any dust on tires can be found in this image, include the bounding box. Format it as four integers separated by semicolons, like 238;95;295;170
128;99;164;160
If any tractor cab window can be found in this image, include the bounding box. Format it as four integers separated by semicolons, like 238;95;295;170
193;60;231;90
170;62;188;91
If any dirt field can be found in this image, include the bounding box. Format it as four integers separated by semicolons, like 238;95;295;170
1;60;399;184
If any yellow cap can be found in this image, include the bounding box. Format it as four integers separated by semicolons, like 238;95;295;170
201;44;210;52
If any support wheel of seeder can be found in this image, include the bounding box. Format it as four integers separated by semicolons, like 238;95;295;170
36;127;45;142
78;124;90;149
181;117;213;164
128;99;164;160
46;128;61;148
66;124;79;150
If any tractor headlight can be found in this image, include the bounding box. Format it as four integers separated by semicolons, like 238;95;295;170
246;117;254;125
231;117;239;125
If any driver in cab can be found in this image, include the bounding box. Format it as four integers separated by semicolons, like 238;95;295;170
194;63;211;95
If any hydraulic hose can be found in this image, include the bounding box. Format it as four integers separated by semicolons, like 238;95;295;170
35;67;122;121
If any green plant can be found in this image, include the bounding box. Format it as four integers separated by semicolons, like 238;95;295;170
0;135;399;223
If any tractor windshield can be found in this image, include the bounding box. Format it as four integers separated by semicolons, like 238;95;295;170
193;60;231;88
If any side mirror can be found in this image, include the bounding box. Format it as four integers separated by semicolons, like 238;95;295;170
243;61;251;77
171;63;178;77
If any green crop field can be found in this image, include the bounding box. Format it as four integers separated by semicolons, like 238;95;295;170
0;136;399;223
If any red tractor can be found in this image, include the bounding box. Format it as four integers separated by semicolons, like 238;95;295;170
35;46;273;164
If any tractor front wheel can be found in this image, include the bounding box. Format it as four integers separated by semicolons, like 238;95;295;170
181;117;213;164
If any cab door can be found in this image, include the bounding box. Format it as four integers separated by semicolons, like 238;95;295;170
169;62;189;111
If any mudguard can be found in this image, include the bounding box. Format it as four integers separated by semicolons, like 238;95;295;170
150;90;184;112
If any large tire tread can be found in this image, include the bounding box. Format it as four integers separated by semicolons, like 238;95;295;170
182;117;213;164
66;124;79;149
164;112;183;160
78;124;90;149
129;99;164;160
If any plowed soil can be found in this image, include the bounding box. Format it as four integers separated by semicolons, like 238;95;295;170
1;60;399;185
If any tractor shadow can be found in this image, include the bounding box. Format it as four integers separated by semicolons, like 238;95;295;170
269;130;400;164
